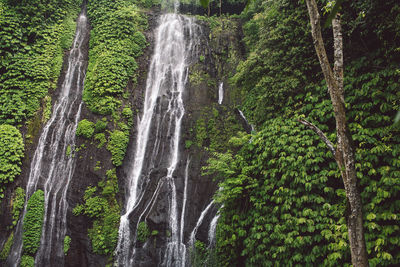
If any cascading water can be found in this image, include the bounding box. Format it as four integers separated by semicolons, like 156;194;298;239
218;82;224;105
238;109;255;133
115;7;200;267
188;201;214;247
208;213;220;248
7;10;89;267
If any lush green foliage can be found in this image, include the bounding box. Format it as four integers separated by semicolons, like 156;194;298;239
74;169;120;256
137;221;150;243
0;124;24;199
95;118;108;133
232;0;320;126
208;0;400;265
23;189;45;255
107;130;129;166
20;255;34;267
0;0;81;125
84;0;147;115
63;235;71;255
193;105;242;152
76;119;95;138
11;187;25;227
0;232;13;260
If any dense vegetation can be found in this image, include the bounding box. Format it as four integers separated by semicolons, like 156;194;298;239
73;169;120;258
0;0;81;126
22;189;45;255
203;0;400;266
0;124;24;200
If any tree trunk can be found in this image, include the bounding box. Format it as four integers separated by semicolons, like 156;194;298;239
304;1;369;266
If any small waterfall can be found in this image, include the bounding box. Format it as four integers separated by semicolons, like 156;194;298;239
208;213;220;248
8;10;89;267
238;109;255;133
218;82;224;105
115;10;200;266
189;201;214;247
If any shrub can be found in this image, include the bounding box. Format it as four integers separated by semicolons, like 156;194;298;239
23;190;45;255
88;210;120;255
0;232;14;260
94;133;107;148
64;235;71;255
20;255;34;267
12;187;25;226
107;130;129;166
76;119;95;138
137;221;150;243
95;118;108;133
0;124;24;199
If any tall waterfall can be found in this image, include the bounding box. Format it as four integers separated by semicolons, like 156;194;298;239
7;10;89;267
115;10;200;267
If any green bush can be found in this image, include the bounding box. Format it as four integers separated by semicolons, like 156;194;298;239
76;119;95;138
95;118;108;133
12;187;25;226
64;235;71;255
107;130;129;166
0;124;24;199
94;133;107;148
137;221;150;243
0;232;14;260
74;183;119;255
23;189;45;255
20;255;34;267
88;210;120;255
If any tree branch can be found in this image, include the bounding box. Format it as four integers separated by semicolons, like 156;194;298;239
298;118;336;156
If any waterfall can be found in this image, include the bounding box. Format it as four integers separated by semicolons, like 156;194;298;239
218;82;224;105
189;201;214;247
238;109;255;133
115;10;200;266
208;213;220;248
7;10;89;267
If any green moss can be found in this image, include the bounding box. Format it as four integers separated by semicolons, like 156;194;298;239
107;130;129;166
0;124;24;200
63;235;71;255
76;119;95;138
0;232;14;260
23;190;45;255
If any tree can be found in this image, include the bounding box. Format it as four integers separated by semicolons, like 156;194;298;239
299;0;369;266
